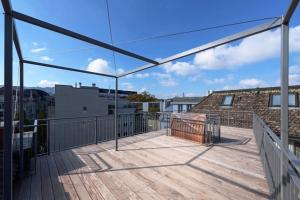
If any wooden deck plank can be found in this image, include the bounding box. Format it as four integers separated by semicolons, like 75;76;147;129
116;137;256;200
47;155;67;200
75;153;117;200
40;156;54;200
127;137;269;200
53;153;79;200
64;150;105;200
76;148;142;200
14;175;31;200
98;143;224;200
30;157;42;200
59;151;92;200
14;127;270;200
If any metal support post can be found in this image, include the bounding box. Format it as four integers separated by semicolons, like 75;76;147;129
115;78;118;151
3;11;13;200
95;116;98;144
280;22;289;200
19;61;24;178
47;119;50;155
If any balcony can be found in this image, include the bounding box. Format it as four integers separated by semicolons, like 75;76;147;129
13;124;270;200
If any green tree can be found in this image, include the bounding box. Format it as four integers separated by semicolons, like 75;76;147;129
15;110;30;125
127;91;158;102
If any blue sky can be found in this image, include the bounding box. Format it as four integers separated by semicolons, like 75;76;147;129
1;0;300;98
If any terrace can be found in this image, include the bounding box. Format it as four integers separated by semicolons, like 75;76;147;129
1;0;300;199
14;126;270;200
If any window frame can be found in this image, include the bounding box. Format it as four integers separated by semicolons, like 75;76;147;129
221;95;234;107
269;92;299;107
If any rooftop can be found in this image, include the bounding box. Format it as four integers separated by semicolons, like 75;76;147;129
212;85;300;94
172;96;205;104
14;127;270;200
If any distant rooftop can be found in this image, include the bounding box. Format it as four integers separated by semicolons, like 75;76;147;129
172;96;205;104
56;84;137;96
213;85;300;94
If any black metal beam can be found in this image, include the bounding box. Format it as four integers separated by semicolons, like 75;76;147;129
1;0;23;60
115;78;118;151
13;21;23;60
23;60;117;78
283;0;299;25
1;0;11;13
19;61;24;179
12;11;158;65
118;18;282;77
3;8;13;200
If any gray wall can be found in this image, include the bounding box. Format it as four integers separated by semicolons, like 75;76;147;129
55;85;133;118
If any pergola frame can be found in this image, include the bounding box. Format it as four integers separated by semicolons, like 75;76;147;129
1;0;299;199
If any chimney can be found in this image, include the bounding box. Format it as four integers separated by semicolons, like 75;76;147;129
75;82;77;88
92;83;96;87
79;82;82;88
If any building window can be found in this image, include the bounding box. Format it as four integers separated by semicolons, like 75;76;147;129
108;105;115;115
221;95;234;106
83;106;87;111
269;93;298;107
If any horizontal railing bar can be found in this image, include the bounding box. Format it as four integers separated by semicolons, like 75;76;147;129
46;112;171;121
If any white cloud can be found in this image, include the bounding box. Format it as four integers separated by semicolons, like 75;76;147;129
86;58;111;74
289;65;300;85
290;65;300;74
162;25;300;76
222;78;267;90
33;42;38;47
204;75;234;85
139;87;147;93
88;57;93;62
38;80;59;87
189;74;202;82
163;61;198;76
40;56;54;62
86;58;124;75
151;72;178;87
239;78;266;88
121;82;134;91
116;68;125;75
194;29;281;70
31;47;46;53
159;78;177;87
135;73;150;78
125;71;177;87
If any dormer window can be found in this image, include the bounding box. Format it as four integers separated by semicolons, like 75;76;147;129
222;95;234;106
269;93;298;107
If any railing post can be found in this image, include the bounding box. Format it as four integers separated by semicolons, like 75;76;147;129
3;10;13;200
227;111;230;126
280;21;289;200
115;77;118;151
19;60;24;178
95;116;98;144
47;119;50;155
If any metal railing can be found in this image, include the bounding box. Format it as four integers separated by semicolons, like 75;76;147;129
253;114;300;200
205;114;221;144
194;109;253;128
46;112;171;153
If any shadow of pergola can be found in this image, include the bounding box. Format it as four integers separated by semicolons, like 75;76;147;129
63;134;270;199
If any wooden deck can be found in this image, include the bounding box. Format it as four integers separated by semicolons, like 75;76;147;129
14;126;270;200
